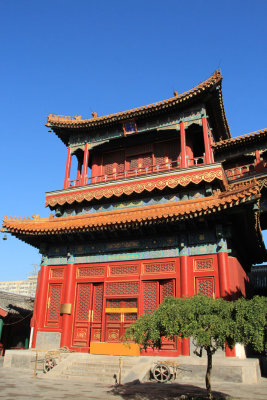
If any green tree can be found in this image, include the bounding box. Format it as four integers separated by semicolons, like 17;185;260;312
125;295;267;400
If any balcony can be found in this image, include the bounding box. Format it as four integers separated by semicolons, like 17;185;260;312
225;162;267;182
68;156;205;188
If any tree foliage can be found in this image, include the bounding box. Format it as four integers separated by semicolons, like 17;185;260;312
125;295;267;400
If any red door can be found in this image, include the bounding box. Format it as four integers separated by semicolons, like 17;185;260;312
105;298;138;342
72;283;104;349
45;283;63;328
142;279;176;351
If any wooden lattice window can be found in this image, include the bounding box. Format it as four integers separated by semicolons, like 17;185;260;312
193;258;214;272
46;284;62;326
154;140;178;167
78;266;104;277
77;284;91;321
195;277;214;297
103;153;114;175
124;313;137;322
129;156;139;170
143;280;175;314
143;281;158;313
50;268;64;279
154;141;165;166
116;152;125;174
106;281;139;296
144;261;175;274
161;279;175;299
93;284;104;322
143;154;153;168
109;264;138;276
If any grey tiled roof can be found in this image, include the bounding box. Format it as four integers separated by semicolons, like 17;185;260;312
0;290;34;315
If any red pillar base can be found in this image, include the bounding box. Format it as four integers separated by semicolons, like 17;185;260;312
225;343;236;357
181;338;190;356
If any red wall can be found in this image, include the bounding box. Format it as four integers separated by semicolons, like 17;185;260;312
33;253;246;355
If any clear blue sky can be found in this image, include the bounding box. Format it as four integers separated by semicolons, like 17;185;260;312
0;0;266;280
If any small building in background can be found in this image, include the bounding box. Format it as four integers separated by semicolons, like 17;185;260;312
0;275;38;298
0;291;34;355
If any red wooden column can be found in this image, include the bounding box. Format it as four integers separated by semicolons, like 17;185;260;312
64;147;72;189
60;263;76;348
180;241;190;355
208;129;214;163
217;237;235;356
218;251;230;298
76;161;82;186
255;150;264;173
180;121;187;168
32;264;50;348
202;117;212;164
81;143;89;185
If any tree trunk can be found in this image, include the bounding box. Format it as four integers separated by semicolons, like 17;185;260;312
205;346;213;400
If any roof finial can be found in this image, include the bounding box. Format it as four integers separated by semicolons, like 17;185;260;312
173;91;178;97
92;112;97;119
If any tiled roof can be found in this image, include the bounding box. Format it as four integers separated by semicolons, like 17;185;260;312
46;70;230;138
2;180;260;236
213;128;267;151
0;291;34;316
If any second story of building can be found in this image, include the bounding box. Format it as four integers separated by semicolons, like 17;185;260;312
45;71;231;213
43;70;266;230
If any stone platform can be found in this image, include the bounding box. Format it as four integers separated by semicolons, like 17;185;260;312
3;349;261;385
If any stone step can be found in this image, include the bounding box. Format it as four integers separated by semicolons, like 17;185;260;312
64;365;131;373
69;361;137;367
65;366;132;375
67;361;135;367
51;354;139;383
59;374;118;384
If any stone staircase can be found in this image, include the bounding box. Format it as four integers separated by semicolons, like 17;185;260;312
42;354;144;384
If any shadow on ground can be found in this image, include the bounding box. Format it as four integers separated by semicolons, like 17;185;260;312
110;382;231;400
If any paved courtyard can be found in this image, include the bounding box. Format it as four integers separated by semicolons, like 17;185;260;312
0;360;267;400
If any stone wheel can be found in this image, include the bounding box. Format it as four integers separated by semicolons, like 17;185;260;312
152;363;171;383
43;357;56;373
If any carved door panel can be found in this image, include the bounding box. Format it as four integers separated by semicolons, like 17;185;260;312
72;283;93;347
160;279;176;350
45;283;63;328
72;283;104;347
90;283;104;342
142;279;176;350
105;298;138;342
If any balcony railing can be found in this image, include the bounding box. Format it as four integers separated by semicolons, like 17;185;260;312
68;156;205;187
225;162;266;181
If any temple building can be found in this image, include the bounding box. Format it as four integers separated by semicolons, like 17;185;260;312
2;71;267;357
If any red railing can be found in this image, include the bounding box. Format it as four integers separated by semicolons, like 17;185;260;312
225;162;267;181
68;156;208;188
69;160;267;187
68;157;204;187
88;160;181;184
226;163;256;181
